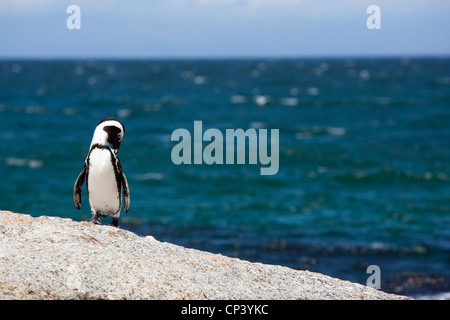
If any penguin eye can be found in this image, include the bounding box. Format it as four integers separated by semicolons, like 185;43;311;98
117;133;122;141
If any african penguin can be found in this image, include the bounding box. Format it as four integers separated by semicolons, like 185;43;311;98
74;117;130;227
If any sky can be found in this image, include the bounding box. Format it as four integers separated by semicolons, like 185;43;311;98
0;0;449;58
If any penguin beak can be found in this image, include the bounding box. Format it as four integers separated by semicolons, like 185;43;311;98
112;141;120;154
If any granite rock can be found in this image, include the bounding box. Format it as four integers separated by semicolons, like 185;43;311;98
0;211;411;300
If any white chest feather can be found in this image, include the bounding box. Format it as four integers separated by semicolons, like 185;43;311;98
87;148;121;214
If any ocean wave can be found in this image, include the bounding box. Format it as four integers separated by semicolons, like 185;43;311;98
117;108;131;118
230;95;247;104
134;172;165;181
414;291;450;300
295;126;346;140
256;239;433;257
307;87;320;96
334;168;450;184
280;97;299;106
10;105;46;114
5;157;44;169
254;95;270;106
383;274;450;298
230;95;300;107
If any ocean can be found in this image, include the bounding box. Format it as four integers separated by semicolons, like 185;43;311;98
0;58;449;299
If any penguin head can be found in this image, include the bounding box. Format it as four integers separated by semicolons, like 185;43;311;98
92;117;125;154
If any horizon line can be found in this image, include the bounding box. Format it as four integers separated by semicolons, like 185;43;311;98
1;53;450;61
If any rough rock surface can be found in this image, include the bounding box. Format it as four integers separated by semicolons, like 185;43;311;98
0;211;411;300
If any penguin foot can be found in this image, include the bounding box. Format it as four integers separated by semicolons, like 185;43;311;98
86;218;102;225
107;218;119;228
106;223;120;228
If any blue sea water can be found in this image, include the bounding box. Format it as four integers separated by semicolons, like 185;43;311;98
0;58;449;298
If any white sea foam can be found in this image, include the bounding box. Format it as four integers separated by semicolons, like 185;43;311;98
254;95;269;106
135;172;165;181
230;95;247;104
249;122;265;129
5;157;44;169
280;97;299;106
24;105;45;114
193;76;207;84
295;126;346;139
326;127;346;136
307;87;319;96
117;108;131;118
359;69;371;81
414;291;450;300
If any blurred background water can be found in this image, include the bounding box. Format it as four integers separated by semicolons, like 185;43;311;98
0;58;449;298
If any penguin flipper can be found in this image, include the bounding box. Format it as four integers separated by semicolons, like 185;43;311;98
122;171;130;213
118;161;130;213
74;163;87;209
